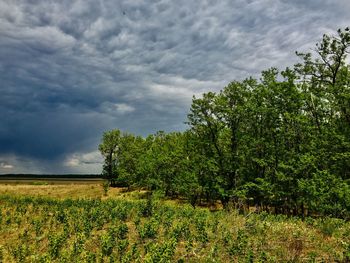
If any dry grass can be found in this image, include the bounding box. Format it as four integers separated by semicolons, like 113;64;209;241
0;183;103;199
0;183;151;202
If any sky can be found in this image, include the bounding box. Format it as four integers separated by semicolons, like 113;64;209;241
0;0;349;174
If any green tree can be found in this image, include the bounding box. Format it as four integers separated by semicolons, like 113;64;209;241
99;129;121;186
137;131;191;197
187;92;227;206
98;27;350;218
116;133;144;187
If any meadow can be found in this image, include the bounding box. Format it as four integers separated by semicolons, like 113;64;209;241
0;183;350;262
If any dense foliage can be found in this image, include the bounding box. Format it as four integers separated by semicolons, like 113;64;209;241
100;28;350;218
1;194;350;262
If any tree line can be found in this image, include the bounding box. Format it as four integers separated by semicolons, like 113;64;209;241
99;28;350;218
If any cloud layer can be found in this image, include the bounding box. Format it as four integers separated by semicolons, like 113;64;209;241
0;0;349;173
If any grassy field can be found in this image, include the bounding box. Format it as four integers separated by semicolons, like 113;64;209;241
0;183;119;200
0;183;350;262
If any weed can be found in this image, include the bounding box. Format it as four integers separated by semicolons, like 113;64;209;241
102;181;110;196
48;234;65;259
100;233;114;256
317;217;344;236
117;223;129;239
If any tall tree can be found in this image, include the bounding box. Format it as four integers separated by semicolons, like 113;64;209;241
99;129;121;186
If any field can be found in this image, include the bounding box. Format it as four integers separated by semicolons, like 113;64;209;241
0;183;350;262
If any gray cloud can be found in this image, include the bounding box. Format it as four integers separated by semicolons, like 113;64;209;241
0;0;349;173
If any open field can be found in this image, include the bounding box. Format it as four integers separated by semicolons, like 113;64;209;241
0;178;103;185
0;175;103;185
0;183;350;262
0;183;110;199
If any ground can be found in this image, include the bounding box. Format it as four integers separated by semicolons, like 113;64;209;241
0;182;349;262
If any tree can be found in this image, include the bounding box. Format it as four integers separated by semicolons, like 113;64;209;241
293;27;350;214
187;92;228;206
137;131;191;197
98;27;350;218
115;133;144;187
99;129;121;186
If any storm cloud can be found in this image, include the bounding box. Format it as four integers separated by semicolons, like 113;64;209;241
0;0;349;173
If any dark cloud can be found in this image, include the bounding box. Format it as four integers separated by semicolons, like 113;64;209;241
0;0;349;173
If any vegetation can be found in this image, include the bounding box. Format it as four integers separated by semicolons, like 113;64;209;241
2;28;349;262
1;185;350;262
99;28;350;218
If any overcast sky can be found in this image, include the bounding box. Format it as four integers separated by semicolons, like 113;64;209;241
0;0;349;174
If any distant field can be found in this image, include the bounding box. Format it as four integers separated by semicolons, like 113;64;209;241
0;174;104;185
0;177;104;184
0;183;129;200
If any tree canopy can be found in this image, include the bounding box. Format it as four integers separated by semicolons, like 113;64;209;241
99;28;350;218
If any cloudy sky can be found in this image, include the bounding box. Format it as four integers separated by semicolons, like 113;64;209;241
0;0;349;174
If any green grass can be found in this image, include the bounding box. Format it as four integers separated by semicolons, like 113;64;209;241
0;184;349;262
